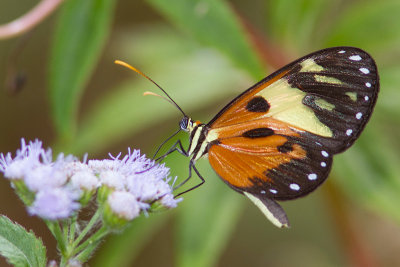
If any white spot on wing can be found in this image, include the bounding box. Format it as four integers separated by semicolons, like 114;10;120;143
289;184;300;191
349;55;362;61
364;96;369;101
261;190;266;194
321;162;327;167
269;189;277;194
346;129;353;136
321;151;329;157
338;50;346;54
308;173;317;180
356;112;363;120
360;68;370;74
366;82;371;87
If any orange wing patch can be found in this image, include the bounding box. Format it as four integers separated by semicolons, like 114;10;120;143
208;135;307;189
208;138;306;188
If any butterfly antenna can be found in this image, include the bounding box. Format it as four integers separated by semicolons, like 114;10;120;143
143;91;179;108
114;60;186;117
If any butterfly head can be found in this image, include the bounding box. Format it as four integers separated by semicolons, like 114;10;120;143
180;117;201;133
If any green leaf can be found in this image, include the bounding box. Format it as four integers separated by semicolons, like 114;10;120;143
146;0;265;79
377;66;400;114
173;160;244;267
324;0;400;52
64;26;251;154
0;216;46;267
334;114;400;223
266;0;335;53
91;213;170;267
49;0;116;142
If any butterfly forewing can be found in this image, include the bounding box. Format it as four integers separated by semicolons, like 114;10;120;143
285;47;379;152
206;47;378;200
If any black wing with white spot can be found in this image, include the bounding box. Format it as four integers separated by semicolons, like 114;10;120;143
284;46;379;153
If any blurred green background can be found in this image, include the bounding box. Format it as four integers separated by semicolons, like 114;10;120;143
1;0;400;266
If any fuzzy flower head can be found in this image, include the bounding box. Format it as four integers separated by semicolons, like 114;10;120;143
0;139;181;223
92;149;181;227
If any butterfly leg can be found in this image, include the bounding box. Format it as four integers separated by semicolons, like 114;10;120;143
173;161;205;198
154;139;188;163
152;128;181;160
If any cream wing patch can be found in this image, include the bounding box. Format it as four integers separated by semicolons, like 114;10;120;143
314;74;343;85
255;78;333;137
315;98;335;111
346;92;358;102
300;59;324;72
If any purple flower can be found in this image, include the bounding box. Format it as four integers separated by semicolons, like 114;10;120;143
95;149;181;212
70;170;99;191
28;188;80;220
0;139;43;180
0;138;181;222
107;191;140;220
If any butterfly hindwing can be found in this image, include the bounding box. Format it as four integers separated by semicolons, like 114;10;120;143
244;192;289;228
208;119;333;200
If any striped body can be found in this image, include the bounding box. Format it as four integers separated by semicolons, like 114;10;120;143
186;121;220;161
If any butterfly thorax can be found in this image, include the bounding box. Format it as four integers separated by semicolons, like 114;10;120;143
180;117;215;161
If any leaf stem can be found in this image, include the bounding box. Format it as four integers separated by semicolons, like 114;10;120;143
0;0;65;40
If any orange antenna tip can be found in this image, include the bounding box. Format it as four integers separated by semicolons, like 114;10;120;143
143;91;176;106
114;59;186;116
114;60;144;77
143;91;160;97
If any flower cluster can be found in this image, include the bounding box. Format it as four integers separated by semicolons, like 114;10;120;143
0;139;181;224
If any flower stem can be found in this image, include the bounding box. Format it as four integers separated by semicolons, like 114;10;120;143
72;209;102;248
75;226;110;263
58;211;103;265
62;220;69;244
46;220;67;255
69;216;78;243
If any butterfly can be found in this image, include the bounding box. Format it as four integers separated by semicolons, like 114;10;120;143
116;46;379;228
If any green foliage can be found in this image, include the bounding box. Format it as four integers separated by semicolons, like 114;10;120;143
174;161;244;267
0;216;46;267
325;0;400;52
49;0;116;142
68;27;250;154
146;0;265;79
266;0;335;52
92;213;171;267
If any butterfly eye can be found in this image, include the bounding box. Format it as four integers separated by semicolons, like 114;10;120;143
179;117;190;131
